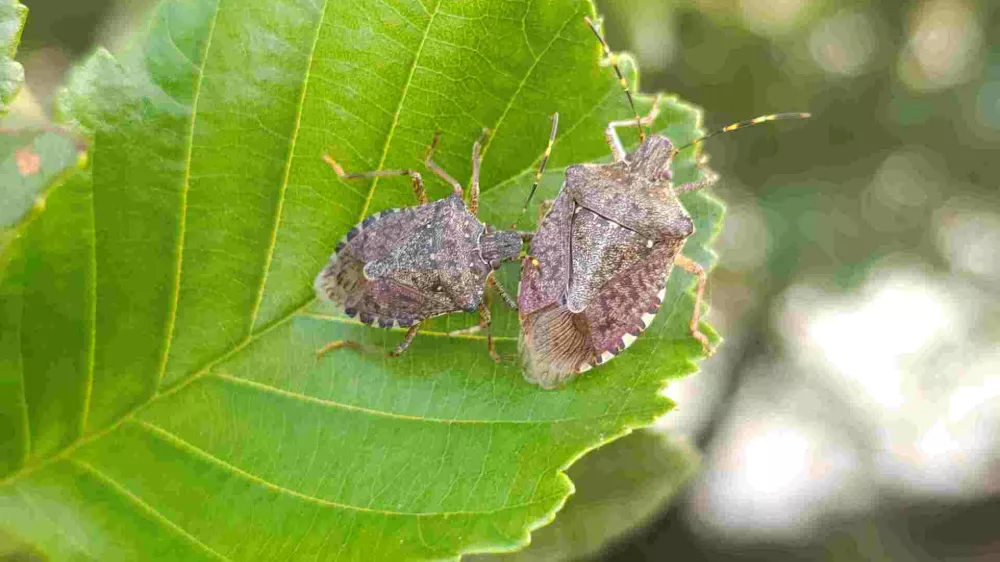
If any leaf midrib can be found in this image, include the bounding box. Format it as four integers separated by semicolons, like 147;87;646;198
3;11;624;483
154;0;222;389
2;291;667;487
3;35;656;489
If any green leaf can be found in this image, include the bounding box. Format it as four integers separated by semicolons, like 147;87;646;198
472;429;699;562
0;0;26;113
0;0;723;560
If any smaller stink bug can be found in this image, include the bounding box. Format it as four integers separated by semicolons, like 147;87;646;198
314;130;533;360
517;15;809;387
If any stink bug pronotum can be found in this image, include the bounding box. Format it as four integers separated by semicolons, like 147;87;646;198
517;15;809;388
314;128;552;361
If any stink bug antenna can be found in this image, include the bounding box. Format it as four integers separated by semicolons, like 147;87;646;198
675;112;811;153
584;15;645;143
514;112;559;227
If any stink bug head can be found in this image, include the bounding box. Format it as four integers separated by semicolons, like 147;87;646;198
480;228;524;268
627;134;675;181
564;135;695;239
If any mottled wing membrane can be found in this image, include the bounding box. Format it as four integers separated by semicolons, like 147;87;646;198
365;278;456;325
519;304;594;389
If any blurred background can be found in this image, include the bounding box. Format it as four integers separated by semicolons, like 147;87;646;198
11;0;1000;560
595;1;1000;560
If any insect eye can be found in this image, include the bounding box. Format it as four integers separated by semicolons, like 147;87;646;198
655;169;672;182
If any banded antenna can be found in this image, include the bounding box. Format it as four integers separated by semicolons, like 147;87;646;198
674;112;811;154
584;15;646;143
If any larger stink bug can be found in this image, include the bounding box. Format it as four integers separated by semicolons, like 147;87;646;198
517;16;808;388
314;130;530;360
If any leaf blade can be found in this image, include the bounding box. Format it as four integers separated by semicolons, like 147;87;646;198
1;0;723;559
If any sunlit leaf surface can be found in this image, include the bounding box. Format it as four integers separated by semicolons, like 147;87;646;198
0;0;722;559
473;429;699;562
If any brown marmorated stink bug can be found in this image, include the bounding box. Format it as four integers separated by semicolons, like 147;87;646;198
517;15;809;388
314;129;542;361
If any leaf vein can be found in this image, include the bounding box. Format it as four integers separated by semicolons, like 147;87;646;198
155;0;223;391
79;171;97;436
247;0;330;333
371;0;424;30
134;419;561;517
479;10;579;163
71;459;233;561
521;0;536;58
356;0;443;221
209;370;658;425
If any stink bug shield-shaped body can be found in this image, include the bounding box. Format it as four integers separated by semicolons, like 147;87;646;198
517;15;808;388
315;130;525;360
518;101;716;388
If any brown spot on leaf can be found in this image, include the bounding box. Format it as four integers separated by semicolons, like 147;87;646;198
15;146;41;177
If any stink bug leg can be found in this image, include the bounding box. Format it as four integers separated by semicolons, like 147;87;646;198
322;154;427;204
423;131;465;198
389;324;422;357
477;301;501;362
673;168;718;354
603;94;662;162
487;275;516;309
469;129;488;215
316;339;364;358
675;168;720;194
675;254;711;354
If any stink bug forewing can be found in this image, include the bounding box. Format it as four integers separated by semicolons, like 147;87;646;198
565;207;653;313
581;239;683;361
518;190;573;316
518;185;687;388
